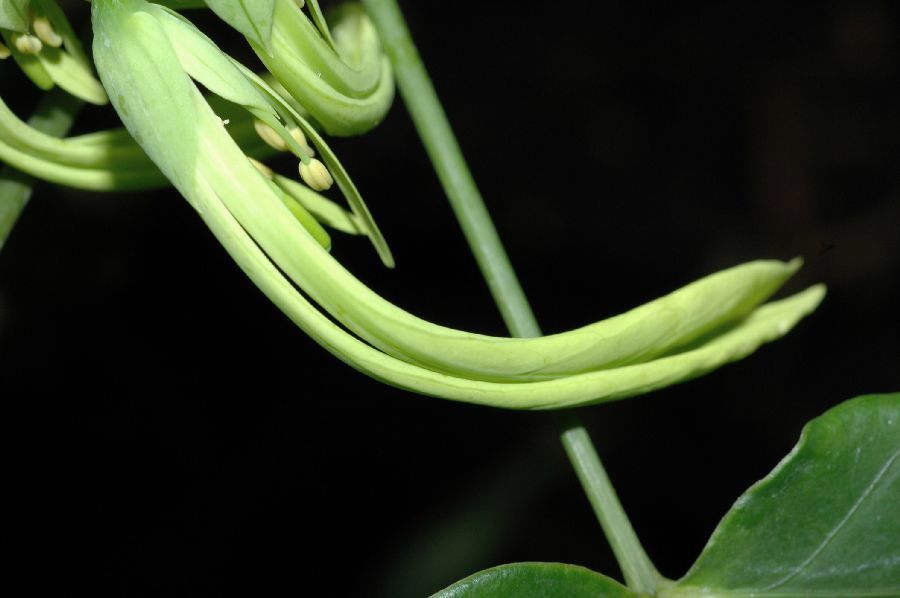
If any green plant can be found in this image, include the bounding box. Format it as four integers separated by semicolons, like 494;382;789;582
1;1;897;595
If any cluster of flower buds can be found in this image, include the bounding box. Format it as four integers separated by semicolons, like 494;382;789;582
1;0;379;253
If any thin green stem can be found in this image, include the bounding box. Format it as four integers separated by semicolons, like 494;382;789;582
361;1;537;338
361;0;661;592
557;413;663;593
0;89;83;252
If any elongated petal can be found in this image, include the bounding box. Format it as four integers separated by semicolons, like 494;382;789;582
220;57;813;383
0;94;272;191
1;29;53;89
274;173;364;235
92;0;825;410
151;4;272;113
189;164;827;409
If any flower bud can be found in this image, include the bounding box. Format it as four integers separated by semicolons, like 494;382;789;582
12;33;42;55
248;157;274;179
253;119;289;151
32;15;62;48
299;158;333;191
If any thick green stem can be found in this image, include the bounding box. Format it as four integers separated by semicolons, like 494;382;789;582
361;0;661;592
0;89;83;252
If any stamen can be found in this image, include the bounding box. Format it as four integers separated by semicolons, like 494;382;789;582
249;157;275;179
295;0;306;8
0;41;10;59
289;127;315;157
32;15;63;48
254;119;289;152
12;33;42;55
299;159;334;191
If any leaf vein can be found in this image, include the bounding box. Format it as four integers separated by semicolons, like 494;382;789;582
759;446;900;591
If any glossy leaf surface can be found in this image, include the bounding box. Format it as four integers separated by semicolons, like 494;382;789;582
673;393;900;597
433;562;635;598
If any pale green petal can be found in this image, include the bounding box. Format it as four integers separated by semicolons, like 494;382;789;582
203;0;274;52
151;4;272;113
304;0;337;51
1;29;53;89
0;0;30;32
250;0;395;136
0;94;271;191
91;0;825;411
34;43;108;105
195;168;826;409
4;0;110;104
274;173;365;235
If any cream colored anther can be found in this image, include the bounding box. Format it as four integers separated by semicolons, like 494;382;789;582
254;120;289;152
299;159;333;191
12;33;42;55
32;15;63;48
249;157;274;179
290;127;315;157
0;41;10;59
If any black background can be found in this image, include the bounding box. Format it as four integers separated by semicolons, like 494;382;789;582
2;1;898;595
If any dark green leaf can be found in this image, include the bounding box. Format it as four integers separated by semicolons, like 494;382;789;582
432;562;636;597
674;393;900;597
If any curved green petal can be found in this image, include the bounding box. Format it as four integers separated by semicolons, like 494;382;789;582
0;0;30;32
1;29;53;89
2;0;108;104
250;0;395;136
0;95;271;191
203;0;274;52
91;0;825;409
223;56;811;383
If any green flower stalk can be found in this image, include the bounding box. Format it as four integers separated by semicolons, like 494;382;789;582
0;0;107;104
85;0;825;410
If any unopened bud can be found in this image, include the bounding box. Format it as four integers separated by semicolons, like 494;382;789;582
289;127;315;157
12;33;42;55
299;159;333;191
32;15;63;48
254;120;288;151
249;157;274;179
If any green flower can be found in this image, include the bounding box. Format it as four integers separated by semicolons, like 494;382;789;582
85;0;825;409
